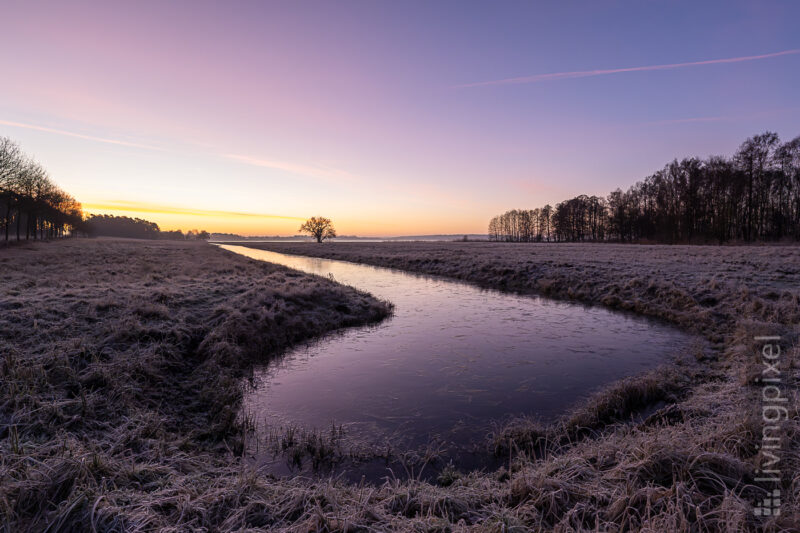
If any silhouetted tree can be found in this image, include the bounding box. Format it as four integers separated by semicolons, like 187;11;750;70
183;229;211;240
85;215;160;239
160;229;185;240
489;132;800;244
0;137;82;243
300;216;336;243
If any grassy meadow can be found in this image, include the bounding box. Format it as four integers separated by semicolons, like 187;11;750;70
0;239;390;531
1;238;798;531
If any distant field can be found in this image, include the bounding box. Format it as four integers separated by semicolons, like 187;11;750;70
232;241;800;340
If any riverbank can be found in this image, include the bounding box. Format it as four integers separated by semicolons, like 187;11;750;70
231;241;800;530
0;239;391;531
230;241;800;341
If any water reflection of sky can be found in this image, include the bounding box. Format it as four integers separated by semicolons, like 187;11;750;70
223;245;693;450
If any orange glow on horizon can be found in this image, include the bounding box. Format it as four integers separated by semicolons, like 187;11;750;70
82;200;486;237
82;200;307;236
83;200;305;220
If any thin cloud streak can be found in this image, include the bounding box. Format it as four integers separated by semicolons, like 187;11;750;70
1;118;362;189
223;153;359;183
647;106;800;125
0;119;164;151
649;116;728;125
458;49;800;88
83;200;305;220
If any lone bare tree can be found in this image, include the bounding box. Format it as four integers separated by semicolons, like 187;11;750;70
300;216;337;243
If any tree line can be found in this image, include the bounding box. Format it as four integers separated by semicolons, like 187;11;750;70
85;214;160;239
0;137;83;242
85;214;210;240
489;131;800;243
68;213;209;240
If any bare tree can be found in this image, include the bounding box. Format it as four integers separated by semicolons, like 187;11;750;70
0;136;83;242
0;138;23;241
489;131;800;244
300;216;337;243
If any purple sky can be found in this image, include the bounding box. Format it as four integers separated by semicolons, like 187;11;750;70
1;1;798;235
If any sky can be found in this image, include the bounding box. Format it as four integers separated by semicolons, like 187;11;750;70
1;0;798;236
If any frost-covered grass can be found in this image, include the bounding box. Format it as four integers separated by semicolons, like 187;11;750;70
0;238;390;531
227;241;800;531
2;238;798;531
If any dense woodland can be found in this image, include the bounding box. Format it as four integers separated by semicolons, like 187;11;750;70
0;137;83;242
85;214;210;240
489;132;800;243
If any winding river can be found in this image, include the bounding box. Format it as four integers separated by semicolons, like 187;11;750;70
221;245;694;469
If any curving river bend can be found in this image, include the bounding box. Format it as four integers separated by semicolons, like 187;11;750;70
221;245;694;468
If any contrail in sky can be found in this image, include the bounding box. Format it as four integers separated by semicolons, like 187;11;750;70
223;153;360;183
0;119;163;151
0;119;356;186
457;49;800;88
